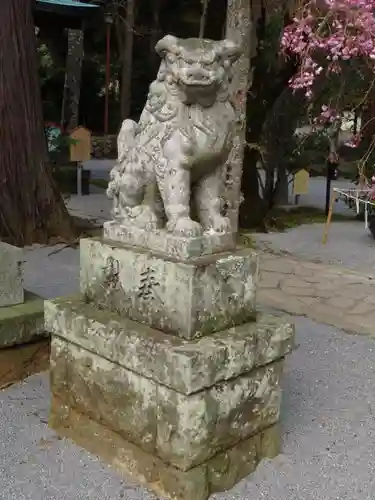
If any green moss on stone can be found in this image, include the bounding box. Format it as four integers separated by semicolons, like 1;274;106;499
0;291;45;348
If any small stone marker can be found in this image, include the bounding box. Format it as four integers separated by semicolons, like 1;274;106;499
69;126;91;196
0;242;44;348
0;242;23;307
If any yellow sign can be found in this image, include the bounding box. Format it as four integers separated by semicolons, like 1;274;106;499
293;169;310;196
69;126;91;162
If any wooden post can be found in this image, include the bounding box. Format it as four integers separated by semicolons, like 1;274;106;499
322;190;337;244
77;162;83;196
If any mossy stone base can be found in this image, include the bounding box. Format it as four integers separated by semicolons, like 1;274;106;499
45;296;294;396
47;296;293;476
50;395;280;500
0;291;45;348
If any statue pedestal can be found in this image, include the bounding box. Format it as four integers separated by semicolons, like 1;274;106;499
46;235;294;500
79;237;258;339
104;220;236;260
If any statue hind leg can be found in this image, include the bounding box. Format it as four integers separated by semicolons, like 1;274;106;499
115;171;166;230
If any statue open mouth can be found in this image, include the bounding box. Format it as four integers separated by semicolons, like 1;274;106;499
178;78;218;106
179;69;216;89
179;79;216;89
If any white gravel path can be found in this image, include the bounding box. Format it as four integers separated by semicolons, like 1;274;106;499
2;316;375;500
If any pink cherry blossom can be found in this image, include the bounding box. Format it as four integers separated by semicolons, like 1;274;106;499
281;0;375;147
282;0;375;98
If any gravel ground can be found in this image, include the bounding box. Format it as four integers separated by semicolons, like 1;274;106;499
23;245;80;299
65;193;112;224
253;221;375;274
2;316;375;500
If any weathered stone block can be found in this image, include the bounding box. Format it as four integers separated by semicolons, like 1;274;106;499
156;361;282;470
80;238;259;339
45;297;294;395
0;242;23;307
50;394;280;500
103;220;236;260
51;338;157;453
0;292;45;348
47;296;293;470
51;335;282;470
207;424;281;494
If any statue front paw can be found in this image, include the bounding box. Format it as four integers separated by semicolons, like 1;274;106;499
211;215;231;233
167;217;203;237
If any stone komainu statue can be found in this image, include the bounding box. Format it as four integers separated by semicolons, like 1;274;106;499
107;35;241;237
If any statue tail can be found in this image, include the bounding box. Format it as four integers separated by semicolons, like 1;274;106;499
107;119;138;200
117;119;137;162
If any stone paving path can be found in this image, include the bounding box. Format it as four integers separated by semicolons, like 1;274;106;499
258;252;375;337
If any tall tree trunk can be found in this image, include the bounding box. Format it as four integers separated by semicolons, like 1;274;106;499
225;0;252;233
61;27;84;131
120;0;135;119
199;0;210;38
239;1;270;230
0;0;75;246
